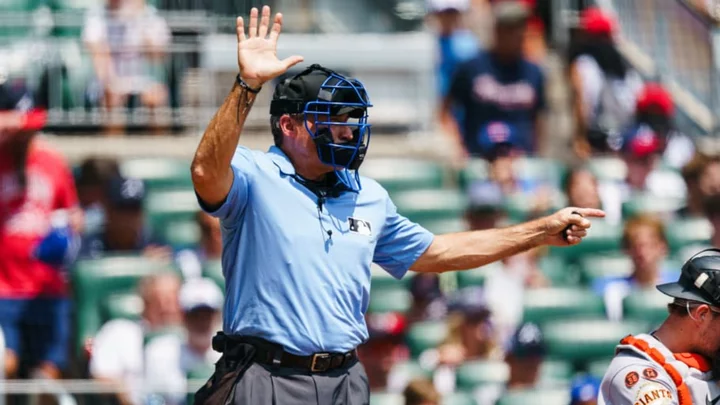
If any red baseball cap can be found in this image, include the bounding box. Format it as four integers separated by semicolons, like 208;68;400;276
580;7;616;37
0;78;47;132
636;83;674;117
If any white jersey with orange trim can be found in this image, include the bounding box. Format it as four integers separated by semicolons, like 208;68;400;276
599;334;720;405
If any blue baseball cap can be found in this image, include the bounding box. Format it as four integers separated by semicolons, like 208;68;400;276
0;77;46;131
106;176;146;210
477;121;521;159
508;322;546;357
570;375;601;404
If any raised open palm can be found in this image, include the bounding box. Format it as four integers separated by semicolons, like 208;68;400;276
237;6;304;89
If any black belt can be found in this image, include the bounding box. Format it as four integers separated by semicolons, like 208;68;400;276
212;333;358;373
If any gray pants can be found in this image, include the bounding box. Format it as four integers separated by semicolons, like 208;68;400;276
230;360;370;405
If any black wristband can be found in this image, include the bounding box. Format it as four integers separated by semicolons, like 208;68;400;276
236;74;262;94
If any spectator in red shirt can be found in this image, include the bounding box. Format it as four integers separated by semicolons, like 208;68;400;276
0;79;82;379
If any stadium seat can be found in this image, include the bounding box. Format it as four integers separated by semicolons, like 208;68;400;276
542;319;650;362
145;189;200;242
513;157;567;188
455;360;509;391
586;157;627;182
579;254;633;286
622;194;685;218
71;255;179;355
522;287;605;324
456;261;503;289
622;288;672;327
120;158;194;191
368;287;411;314
442;392;476;405
388;360;433;382
539;360;574;386
0;0;46;37
361;158;445;194
406;320;448;358
160;219;200;250
392;189;468;224
548;219;623;262
587;358;614;379
186;361;215;405
203;260;225;290
504;189;566;222
421;218;469;235
102;293;143;322
496;388;571;405
457;159;490;190
537;255;575;287
371;263;410;291
369;392;403;405
665;217;713;254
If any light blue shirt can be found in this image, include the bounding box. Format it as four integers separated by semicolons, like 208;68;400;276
199;146;434;355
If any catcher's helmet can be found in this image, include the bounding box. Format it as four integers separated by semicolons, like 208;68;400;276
657;248;720;306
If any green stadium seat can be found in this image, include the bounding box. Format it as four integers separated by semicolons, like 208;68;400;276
586;157;627;182
455;360;509;390
513;157;567;187
102;293;143;322
623;288;672;327
456;262;503;289
666;217;713;254
186;363;215;404
71;255;179;355
505;189;566;222
542;319;650;362
587;358;614;379
369;392;403;405
121;158;193;191
421;218;469;235
362;158;445;194
145;189;200;241
579;254;633;286
539;360;574;386
371;263;409;291
442;392;477;405
522;287;605;324
458;159;489;190
538;255;575;286
203;260;225;290
392;189;468;223
160;219;200;250
389;360;433;382
368;288;411;314
549;219;623;262
622;194;685;218
406;320;448;358
496;388;571;405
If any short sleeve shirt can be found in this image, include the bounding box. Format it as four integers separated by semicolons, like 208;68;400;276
448;50;546;155
199;146;434;355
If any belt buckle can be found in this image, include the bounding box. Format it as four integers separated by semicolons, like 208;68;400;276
310;353;331;372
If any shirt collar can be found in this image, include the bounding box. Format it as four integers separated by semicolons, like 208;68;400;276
268;145;296;176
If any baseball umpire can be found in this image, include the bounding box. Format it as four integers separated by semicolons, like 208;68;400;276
598;248;720;405
190;5;604;405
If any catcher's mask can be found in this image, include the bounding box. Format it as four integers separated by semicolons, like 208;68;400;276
270;64;372;192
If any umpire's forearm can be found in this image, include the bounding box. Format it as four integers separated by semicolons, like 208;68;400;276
412;217;548;273
191;81;258;206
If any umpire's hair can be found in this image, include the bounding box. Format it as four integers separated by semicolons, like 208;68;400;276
270;114;305;147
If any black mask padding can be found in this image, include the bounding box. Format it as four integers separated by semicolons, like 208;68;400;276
313;127;367;170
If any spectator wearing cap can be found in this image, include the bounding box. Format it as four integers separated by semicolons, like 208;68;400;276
441;0;547;161
144;278;224;405
593;215;678;321
74;157;121;235
631;83;695;170
89;272;182;405
357;312;410;391
79;174;170;260
569;375;600;405
488;0;550;63
403;378;441;405
0;78;83;380
567;7;644;159
407;274;448;326
678;152;711;218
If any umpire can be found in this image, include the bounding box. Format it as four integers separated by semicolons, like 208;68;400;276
190;5;604;405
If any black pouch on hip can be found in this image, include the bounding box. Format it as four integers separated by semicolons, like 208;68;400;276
192;334;257;405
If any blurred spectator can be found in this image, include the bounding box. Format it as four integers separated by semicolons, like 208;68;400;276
80;174;170;260
678;156;720;259
488;0;548;63
564;166;622;226
475;321;547;405
89;272;182;405
75;157;121;234
568;7;643;159
593;215;677;321
176;212;222;280
703;191;720;249
631;83;695;170
442;1;546;160
426;0;479;106
0;79;82;380
403;378;441;405
82;0;170;135
569;375;600;405
358;312;409;391
407;274;447;325
678;152;711;218
144;278;223;405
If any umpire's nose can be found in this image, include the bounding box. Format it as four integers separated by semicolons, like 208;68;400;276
331;124;354;143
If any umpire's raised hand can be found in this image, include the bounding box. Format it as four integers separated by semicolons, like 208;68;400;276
236;6;304;90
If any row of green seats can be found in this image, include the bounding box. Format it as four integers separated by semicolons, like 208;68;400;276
371;388;571;405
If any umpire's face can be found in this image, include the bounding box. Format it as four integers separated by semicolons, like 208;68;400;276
278;113;355;174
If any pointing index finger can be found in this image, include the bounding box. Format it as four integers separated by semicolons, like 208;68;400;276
573;208;606;219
